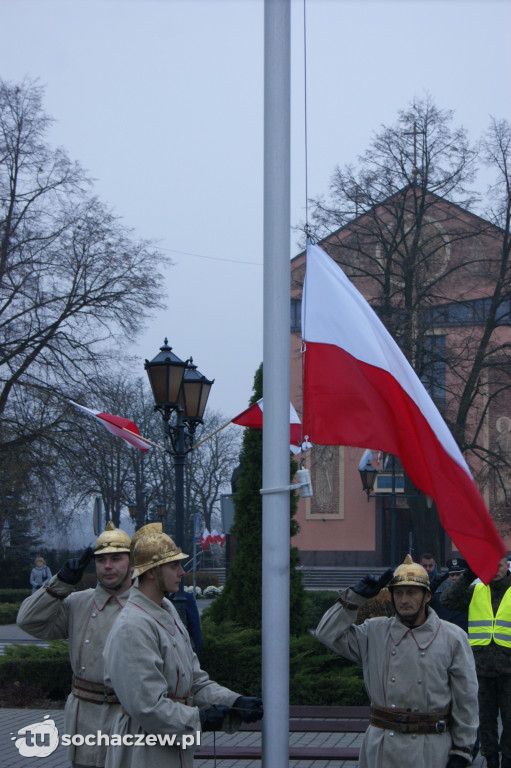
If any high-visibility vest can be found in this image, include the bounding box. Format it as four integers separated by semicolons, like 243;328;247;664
468;583;511;647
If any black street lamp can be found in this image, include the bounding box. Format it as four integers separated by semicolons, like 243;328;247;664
145;339;213;613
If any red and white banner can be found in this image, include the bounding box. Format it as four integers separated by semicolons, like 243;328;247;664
70;401;149;452
232;398;310;453
302;242;505;583
200;527;226;549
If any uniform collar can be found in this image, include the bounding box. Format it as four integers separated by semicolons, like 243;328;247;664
93;581;131;611
126;585;181;634
390;606;441;650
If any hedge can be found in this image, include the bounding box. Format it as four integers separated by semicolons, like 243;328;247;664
0;642;72;705
200;618;368;706
0;589;31;604
0;603;21;625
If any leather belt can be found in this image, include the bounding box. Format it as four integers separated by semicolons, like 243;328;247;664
121;694;194;717
72;675;120;705
370;704;451;734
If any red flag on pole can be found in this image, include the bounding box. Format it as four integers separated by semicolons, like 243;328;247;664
70;401;150;452
301;241;505;583
232;398;309;453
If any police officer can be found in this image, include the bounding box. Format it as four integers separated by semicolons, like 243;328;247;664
17;522;132;768
432;558;469;632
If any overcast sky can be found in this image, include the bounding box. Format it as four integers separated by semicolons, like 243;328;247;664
1;0;510;421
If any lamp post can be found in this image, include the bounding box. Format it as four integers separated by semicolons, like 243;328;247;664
358;453;399;566
145;339;213;614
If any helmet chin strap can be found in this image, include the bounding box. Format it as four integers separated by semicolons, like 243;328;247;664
155;565;167;595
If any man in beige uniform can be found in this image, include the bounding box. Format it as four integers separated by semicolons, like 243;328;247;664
103;525;263;768
17;522;131;768
316;555;478;768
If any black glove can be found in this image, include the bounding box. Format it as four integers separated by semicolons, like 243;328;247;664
352;568;394;598
429;571;449;593
57;547;94;585
199;704;232;732
233;696;264;722
445;755;471;767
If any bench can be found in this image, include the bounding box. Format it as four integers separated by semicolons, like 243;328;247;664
195;705;369;762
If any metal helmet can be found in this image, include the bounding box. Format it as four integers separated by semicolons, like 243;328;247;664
388;554;431;592
132;529;188;578
93;521;131;556
130;522;164;563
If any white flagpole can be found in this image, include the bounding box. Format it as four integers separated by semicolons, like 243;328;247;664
262;1;291;766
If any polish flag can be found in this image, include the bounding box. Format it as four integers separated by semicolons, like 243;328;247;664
232;398;310;453
200;528;211;551
302;242;505;583
69;401;149;452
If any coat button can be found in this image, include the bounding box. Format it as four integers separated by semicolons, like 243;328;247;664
391;677;396;682
420;651;425;656
391;650;396;655
85;639;90;644
389;732;395;737
411;734;417;740
417;679;422;684
390;704;396;708
81;666;86;671
92;613;97;618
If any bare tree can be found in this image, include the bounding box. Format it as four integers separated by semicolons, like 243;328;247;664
0;78;168;449
0;78;169;544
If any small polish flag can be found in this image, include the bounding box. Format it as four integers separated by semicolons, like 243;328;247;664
232;398;311;453
69;401;149;452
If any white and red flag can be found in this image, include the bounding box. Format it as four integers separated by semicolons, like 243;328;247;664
200;528;212;551
232;398;310;453
302;241;505;583
70;401;149;452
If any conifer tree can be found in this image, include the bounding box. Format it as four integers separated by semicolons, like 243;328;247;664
209;365;307;635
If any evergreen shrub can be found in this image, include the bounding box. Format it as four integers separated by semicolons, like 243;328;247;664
0;589;31;603
200;618;368;705
0;603;21;624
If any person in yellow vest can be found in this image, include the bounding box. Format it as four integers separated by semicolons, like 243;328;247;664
17;522;132;768
441;555;511;768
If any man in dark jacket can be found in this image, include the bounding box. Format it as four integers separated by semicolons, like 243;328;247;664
441;556;511;768
432;558;469;633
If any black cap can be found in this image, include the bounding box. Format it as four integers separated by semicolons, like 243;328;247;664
446;557;468;574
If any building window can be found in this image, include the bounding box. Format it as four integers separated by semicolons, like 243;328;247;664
291;298;301;333
421;335;446;412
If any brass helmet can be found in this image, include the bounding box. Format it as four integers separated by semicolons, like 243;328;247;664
132;527;188;578
94;521;131;556
130;522;164;562
388;554;431;592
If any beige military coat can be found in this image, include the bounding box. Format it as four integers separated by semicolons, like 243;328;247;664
316;588;478;768
17;574;128;767
103;586;241;768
